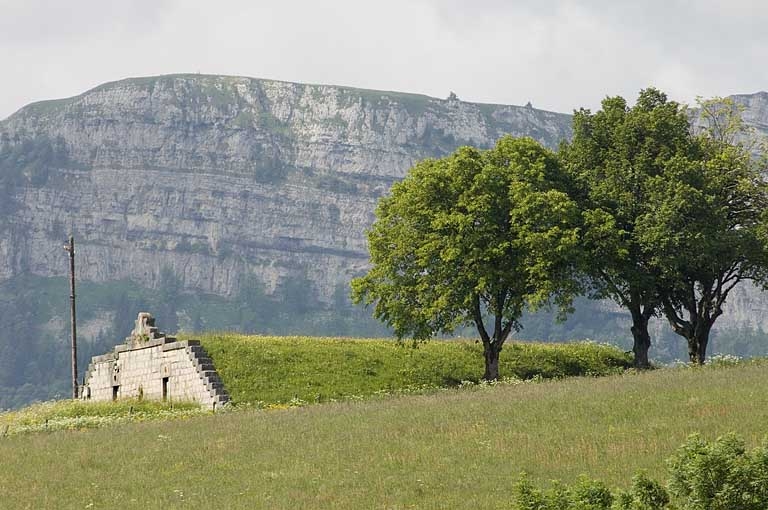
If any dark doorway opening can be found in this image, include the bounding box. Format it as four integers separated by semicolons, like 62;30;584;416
162;377;169;401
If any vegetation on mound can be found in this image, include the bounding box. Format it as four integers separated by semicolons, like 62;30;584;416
0;399;205;436
193;334;632;405
0;361;766;509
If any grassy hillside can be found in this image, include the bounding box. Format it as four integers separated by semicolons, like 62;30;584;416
193;334;632;405
1;360;766;509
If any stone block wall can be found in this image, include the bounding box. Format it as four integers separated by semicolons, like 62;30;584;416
81;313;229;410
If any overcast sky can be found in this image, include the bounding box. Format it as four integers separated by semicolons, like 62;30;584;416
2;0;766;120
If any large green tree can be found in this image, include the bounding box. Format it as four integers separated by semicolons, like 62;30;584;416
560;88;696;367
352;136;580;380
638;98;768;364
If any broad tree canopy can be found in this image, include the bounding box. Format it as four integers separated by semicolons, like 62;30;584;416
352;136;580;380
638;99;768;363
560;88;696;367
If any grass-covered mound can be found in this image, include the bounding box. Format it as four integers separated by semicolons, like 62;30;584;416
193;334;632;405
1;361;767;509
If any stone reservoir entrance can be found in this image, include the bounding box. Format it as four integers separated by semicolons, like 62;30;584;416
81;313;229;409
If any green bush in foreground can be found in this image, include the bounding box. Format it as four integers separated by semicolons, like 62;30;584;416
513;433;768;509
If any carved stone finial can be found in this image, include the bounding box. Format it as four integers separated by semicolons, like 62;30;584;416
124;312;176;348
128;312;161;345
132;312;154;336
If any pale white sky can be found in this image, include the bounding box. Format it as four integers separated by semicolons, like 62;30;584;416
1;0;767;119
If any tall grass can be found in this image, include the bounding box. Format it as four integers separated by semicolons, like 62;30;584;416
1;361;766;509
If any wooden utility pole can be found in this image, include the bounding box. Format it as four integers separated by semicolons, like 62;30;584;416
64;235;78;399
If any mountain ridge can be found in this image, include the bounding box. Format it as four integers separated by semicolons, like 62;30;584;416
3;73;572;123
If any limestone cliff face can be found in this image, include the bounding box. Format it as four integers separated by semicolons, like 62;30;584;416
0;74;571;300
2;75;767;333
729;91;768;134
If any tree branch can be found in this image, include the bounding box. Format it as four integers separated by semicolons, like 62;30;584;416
663;298;690;337
641;303;656;321
472;294;490;345
493;290;504;343
598;269;630;308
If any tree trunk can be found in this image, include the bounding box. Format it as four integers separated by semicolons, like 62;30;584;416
629;307;652;369
662;292;720;366
686;336;699;364
697;335;709;364
483;343;501;381
631;323;651;369
472;297;510;382
688;323;712;365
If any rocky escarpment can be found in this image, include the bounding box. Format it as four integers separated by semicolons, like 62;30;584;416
0;74;571;300
1;76;767;332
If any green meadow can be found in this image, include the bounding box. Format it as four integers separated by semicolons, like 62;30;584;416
0;336;765;509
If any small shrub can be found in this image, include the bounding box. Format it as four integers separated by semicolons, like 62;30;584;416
513;433;768;510
513;475;613;510
667;433;768;510
614;472;669;510
570;477;613;509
